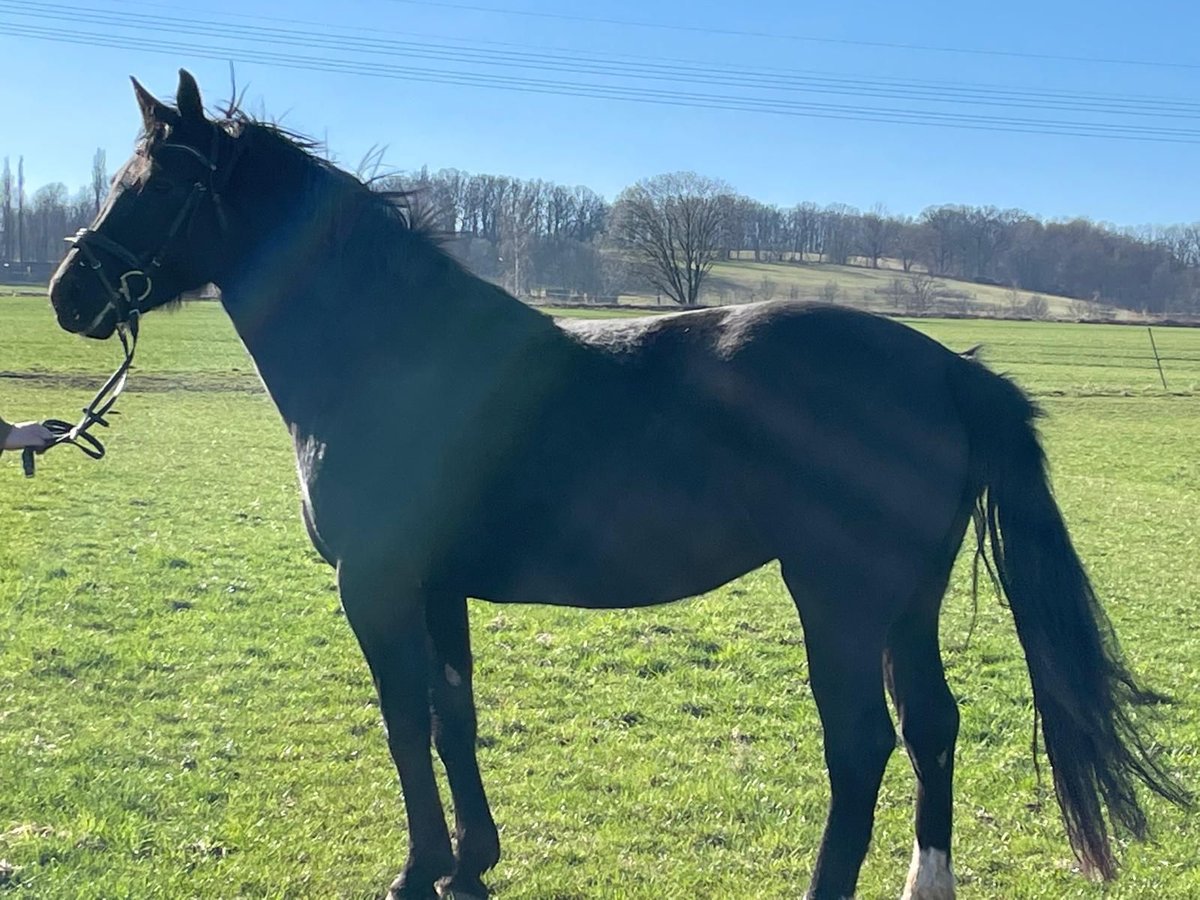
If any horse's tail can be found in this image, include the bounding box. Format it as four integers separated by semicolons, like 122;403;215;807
949;353;1190;880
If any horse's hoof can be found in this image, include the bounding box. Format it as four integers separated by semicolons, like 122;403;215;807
902;843;956;900
386;880;439;900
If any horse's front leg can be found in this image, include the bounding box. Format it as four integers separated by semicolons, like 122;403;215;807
338;560;454;900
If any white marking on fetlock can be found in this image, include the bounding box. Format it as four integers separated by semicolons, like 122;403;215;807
902;842;955;900
444;664;462;687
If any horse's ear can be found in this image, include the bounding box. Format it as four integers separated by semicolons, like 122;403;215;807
131;77;178;131
176;69;205;122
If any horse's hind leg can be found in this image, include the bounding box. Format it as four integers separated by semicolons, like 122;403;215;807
426;597;500;898
883;497;971;900
783;564;898;900
885;585;959;900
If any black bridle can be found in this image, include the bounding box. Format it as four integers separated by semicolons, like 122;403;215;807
71;126;235;332
25;127;237;478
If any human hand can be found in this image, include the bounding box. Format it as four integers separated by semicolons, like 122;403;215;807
3;422;55;451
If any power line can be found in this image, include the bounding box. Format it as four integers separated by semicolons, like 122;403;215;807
3;19;1196;144
23;0;1200;120
9;0;1200;125
4;9;1200;144
96;0;1200;113
380;0;1200;73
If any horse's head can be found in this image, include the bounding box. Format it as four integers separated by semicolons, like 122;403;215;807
50;69;237;339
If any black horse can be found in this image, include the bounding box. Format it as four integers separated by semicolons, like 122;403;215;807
49;71;1187;900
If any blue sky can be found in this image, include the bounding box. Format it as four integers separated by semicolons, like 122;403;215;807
4;0;1200;226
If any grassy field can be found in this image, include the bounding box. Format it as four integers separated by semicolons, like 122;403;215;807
1;296;1197;898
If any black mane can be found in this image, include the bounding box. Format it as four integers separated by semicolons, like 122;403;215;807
232;118;434;236
213;114;501;319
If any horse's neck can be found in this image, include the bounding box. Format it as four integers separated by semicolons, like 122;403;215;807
217;217;558;432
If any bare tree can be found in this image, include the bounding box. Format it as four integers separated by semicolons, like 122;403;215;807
1005;286;1024;316
497;179;545;296
893;216;921;272
1;157;11;262
880;277;908;309
787;202;820;263
91;148;108;215
16;156;26;263
858;205;897;269
1181;224;1200;269
569;185;608;242
905;272;947;314
714;193;744;261
747;200;784;262
612;172;730;306
819;203;859;265
32;183;67;261
1025;294;1050;319
919;205;968;275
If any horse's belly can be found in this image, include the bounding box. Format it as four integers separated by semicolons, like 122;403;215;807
470;545;774;609
461;481;773;608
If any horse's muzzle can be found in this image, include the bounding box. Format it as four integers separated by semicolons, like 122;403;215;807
48;259;119;339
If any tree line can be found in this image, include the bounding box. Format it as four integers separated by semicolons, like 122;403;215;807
1;151;108;273
378;168;1200;314
5;149;1199;315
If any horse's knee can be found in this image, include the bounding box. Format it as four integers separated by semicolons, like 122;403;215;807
827;705;897;788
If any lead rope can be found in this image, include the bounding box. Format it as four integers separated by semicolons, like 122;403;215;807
22;314;139;478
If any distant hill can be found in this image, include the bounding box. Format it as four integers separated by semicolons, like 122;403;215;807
615;259;1129;320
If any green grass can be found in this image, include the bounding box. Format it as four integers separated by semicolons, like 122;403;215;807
542;302;1200;396
1;297;1198;898
1;288;44;299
